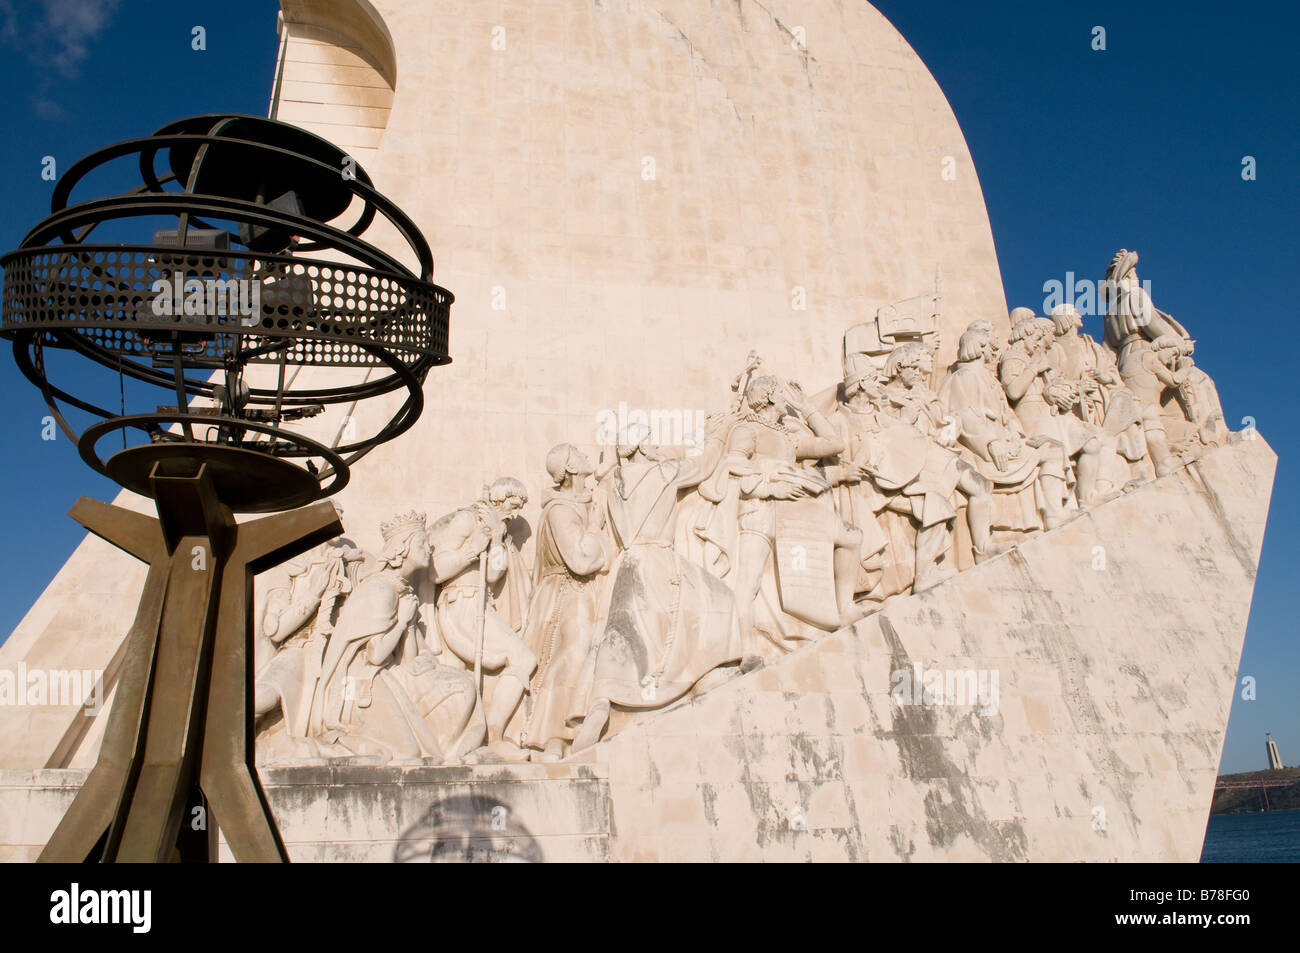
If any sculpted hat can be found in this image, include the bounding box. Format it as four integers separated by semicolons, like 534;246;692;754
844;366;878;395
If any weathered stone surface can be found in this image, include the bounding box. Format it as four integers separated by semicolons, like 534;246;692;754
3;438;1274;861
583;436;1274;861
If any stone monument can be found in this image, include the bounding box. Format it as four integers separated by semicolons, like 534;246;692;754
0;0;1275;863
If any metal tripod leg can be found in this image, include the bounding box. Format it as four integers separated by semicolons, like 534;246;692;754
199;504;343;862
38;464;342;863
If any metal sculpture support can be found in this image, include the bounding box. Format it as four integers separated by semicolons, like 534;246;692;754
40;463;343;862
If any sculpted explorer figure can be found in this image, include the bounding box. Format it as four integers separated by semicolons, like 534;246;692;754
428;478;537;759
725;374;867;650
306;513;484;763
874;343;1002;588
998;316;1107;506
1047;303;1152;486
254;530;365;756
939;324;1070;531
1098;250;1231;465
516;445;611;760
571;426;745;752
1102;249;1188;363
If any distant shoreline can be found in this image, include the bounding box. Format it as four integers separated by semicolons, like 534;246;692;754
1210;767;1300;815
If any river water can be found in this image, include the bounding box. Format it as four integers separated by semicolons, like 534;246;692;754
1200;809;1300;862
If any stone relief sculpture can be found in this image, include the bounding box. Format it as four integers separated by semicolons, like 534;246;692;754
250;247;1236;763
254;527;366;755
1047;303;1151;489
998;315;1109;508
570;425;747;753
866;343;1002;591
1102;249;1227;457
512;446;610;760
427;478;537;760
723;373;868;650
940;323;1071;531
273;512;486;764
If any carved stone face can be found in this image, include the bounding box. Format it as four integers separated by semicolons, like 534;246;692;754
896;362;924;388
1054;310;1083;338
743;377;782;421
569;449;594;477
403;531;432;576
493;496;524;522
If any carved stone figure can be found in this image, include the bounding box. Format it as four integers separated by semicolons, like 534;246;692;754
723;373;867;652
254;531;366;755
820;370;893;598
1124;335;1227;460
940;323;1070;530
1168;338;1228;449
304;512;484;763
998;316;1107;506
428;480;537;759
872;343;1002;588
1047;303;1151;487
514;445;610;760
486;477;534;634
1102;249;1188;358
571;426;745;752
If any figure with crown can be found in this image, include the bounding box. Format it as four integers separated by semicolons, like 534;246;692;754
301;511;485;763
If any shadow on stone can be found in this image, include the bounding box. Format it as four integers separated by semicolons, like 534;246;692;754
392;793;543;863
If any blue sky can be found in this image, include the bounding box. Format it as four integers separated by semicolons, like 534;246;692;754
0;0;1294;775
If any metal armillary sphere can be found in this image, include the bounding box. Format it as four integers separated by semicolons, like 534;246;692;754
3;112;452;512
0;115;453;862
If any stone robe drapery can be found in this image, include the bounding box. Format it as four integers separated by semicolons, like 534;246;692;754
306;570;482;762
939;362;1042;532
588;457;742;711
829;403;962;598
515;497;604;751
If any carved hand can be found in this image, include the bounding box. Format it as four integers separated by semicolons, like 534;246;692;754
785;381;810;413
766;480;806;500
470;522;493;554
988;439;1012;471
396;590;420;628
936;417;960;449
